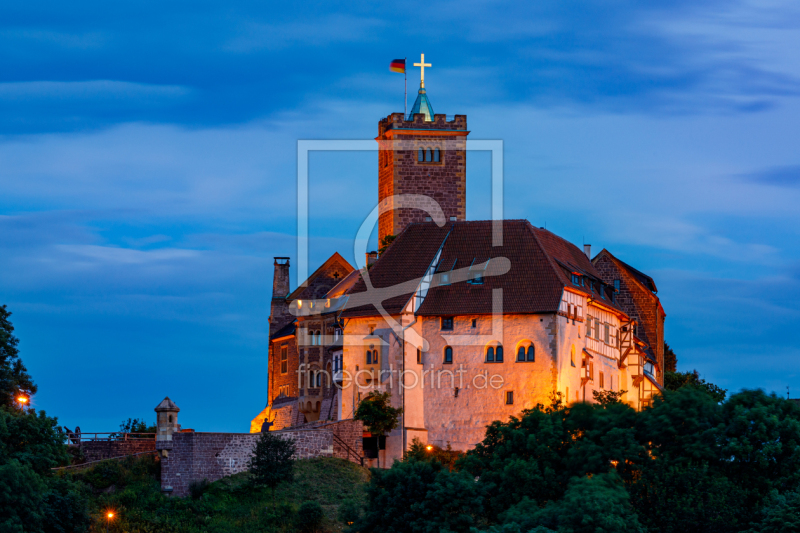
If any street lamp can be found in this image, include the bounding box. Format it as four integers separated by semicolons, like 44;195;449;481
106;511;114;532
426;445;433;452
16;396;28;407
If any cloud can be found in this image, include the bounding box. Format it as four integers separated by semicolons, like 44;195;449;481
741;165;800;187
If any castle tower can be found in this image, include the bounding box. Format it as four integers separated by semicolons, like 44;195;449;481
155;396;180;454
376;60;469;244
269;257;292;336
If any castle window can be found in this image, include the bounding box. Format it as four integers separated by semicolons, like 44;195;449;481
417;348;422;365
472;319;477;328
486;346;495;362
444;346;453;364
441;317;454;330
599;372;605;389
614;279;621;291
168;414;173;423
505;391;514;405
434;148;440;162
316;371;322;387
570;345;576;367
426;148;432;162
527;346;535;362
281;345;288;374
517;346;525;362
496;345;504;362
418;148;424;162
604;324;610;344
366;350;373;365
600;285;606;299
571;273;580;285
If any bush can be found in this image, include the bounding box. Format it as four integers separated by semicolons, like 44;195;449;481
295;500;324;532
338;499;361;525
188;478;210;500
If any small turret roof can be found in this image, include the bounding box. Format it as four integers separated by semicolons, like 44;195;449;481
409;88;434;121
155;396;180;412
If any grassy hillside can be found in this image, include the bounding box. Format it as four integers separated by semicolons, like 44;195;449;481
64;455;369;533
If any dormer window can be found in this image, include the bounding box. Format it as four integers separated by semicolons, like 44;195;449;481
571;273;580;285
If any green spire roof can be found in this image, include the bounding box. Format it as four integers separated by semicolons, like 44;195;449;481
409;87;434;121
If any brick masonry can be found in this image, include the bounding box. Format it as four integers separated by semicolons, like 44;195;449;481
377;113;468;244
80;439;155;462
160;419;363;497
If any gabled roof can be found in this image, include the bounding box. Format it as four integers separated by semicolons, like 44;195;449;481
285;252;354;302
594;249;658;294
340;220;623;318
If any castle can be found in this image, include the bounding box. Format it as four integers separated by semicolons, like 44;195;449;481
251;64;666;466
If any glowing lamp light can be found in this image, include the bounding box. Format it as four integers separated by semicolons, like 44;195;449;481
17;396;28;404
107;512;114;519
426;445;433;451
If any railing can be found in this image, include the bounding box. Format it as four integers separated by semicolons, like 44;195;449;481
51;450;159;471
64;432;156;444
332;433;364;467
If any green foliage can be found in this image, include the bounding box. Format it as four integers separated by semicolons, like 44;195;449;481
337;499;362;525
0;305;37;409
294;500;324;532
72;455;367;532
403;436;428;461
0;407;70;474
378;234;396;255
248;432;296;494
354;391;403;436
119;417;157;434
0;459;46;532
592;389;627;406
364;387;800;533
358;458;483;533
747;490;800;533
663;342;677;372
664;369;727;402
629;461;745;533
188;478;210;500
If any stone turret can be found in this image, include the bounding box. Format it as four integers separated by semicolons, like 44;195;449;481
270;257;293;335
155;396;180;454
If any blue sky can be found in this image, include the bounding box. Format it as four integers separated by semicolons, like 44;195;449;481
2;0;800;431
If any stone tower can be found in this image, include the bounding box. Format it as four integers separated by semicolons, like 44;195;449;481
155;396;180;455
376;87;469;245
269;257;292;336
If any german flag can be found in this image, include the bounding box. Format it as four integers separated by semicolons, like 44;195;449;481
390;58;405;73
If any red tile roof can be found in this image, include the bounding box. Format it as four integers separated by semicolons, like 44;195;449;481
340;220;623;318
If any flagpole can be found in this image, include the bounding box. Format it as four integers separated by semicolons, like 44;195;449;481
404;57;407;118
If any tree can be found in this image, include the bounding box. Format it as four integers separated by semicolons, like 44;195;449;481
747;490;800;533
295;501;324;533
663;342;677;372
354;391;403;468
664;370;726;403
378;234;396;255
592;389;627;406
0;305;36;409
248;431;295;507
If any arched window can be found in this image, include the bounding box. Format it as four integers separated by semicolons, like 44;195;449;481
426;148;432;162
316;372;322;387
366;350;372;364
517;346;526;362
444;346;453;364
434;148;440;162
496;345;504;362
317;331;322;345
418;148;424;162
486;346;495;362
527;345;535;362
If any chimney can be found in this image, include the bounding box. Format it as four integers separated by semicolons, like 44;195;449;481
270;258;292;335
584;244;592;259
272;257;290;299
366;251;378;266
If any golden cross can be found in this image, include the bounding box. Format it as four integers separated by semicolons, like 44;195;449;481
414;53;432;88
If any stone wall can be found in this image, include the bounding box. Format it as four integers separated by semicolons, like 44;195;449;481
80;439;155;462
161;419;363;497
